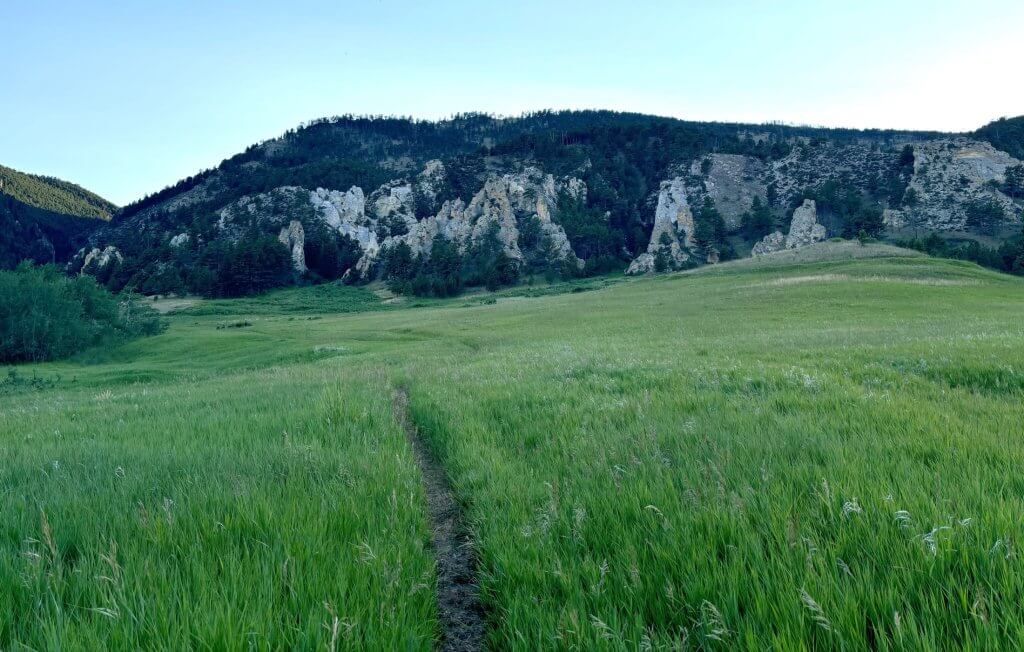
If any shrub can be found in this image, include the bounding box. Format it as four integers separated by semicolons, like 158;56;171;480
0;264;164;363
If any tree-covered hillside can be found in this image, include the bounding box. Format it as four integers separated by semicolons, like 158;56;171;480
117;111;946;226
79;110;1022;298
976;116;1024;160
0;165;116;269
0;164;115;220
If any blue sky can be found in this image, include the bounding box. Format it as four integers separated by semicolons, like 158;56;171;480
2;0;1022;205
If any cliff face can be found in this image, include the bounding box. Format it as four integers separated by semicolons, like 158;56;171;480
626;135;1022;273
626;178;694;274
82;161;585;286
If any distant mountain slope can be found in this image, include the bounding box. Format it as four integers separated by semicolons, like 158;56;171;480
0;165;116;268
0;164;116;220
78;110;1023;297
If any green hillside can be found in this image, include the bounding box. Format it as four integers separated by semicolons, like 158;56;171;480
0;165;117;268
3;248;1024;648
0;164;116;220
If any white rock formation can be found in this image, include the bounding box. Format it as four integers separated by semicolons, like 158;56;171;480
904;138;1021;230
368;181;416;223
627;177;693;274
206;162;584;279
752;199;827;256
751;231;786;256
785;199;828;248
626;253;656;275
81;246;123;271
309;187;380;268
169;233;190;247
311;186;366;229
397;167;583;270
277;220;306;273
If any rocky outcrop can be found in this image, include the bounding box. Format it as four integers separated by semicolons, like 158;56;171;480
753;199;827;255
396;167;583;271
74;116;1024;293
691;154;768;230
785;199;828;247
81;245;123;271
751;231;786;256
902;138;1021;230
368;180;417;223
310;187;380;271
277;220;306;273
196;162;585;280
627;177;693;274
625;253;657;275
466;177;522;258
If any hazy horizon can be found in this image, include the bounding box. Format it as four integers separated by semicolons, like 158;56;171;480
3;0;1022;205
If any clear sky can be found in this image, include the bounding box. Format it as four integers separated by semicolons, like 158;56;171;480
2;0;1022;205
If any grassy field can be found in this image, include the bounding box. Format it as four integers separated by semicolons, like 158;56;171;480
3;244;1024;649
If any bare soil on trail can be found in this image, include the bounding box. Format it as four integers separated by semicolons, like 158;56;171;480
393;389;485;652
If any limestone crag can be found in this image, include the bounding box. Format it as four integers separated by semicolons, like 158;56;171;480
691;154;768;230
625;253;656;275
750;231;786;256
368;181;417;224
81;245;123;271
627;177;693;274
193;162;585;279
752;199;827;255
277;220;306;273
309;187;380;272
398;167;584;270
785;200;828;248
903;138;1021;230
169;233;190;247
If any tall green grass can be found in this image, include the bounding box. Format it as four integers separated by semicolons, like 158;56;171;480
2;251;1023;648
0;367;435;649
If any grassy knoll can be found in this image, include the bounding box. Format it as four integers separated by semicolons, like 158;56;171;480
3;247;1024;648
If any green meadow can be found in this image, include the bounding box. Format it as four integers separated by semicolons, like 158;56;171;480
3;243;1024;649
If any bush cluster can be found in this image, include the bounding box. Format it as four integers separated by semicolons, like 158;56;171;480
0;264;164;363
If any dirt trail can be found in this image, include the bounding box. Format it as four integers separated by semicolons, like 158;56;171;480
393;389;485;652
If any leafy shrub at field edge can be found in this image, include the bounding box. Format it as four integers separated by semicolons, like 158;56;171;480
0;263;164;363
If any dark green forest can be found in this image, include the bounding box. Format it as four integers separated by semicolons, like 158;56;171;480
0;195;102;268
